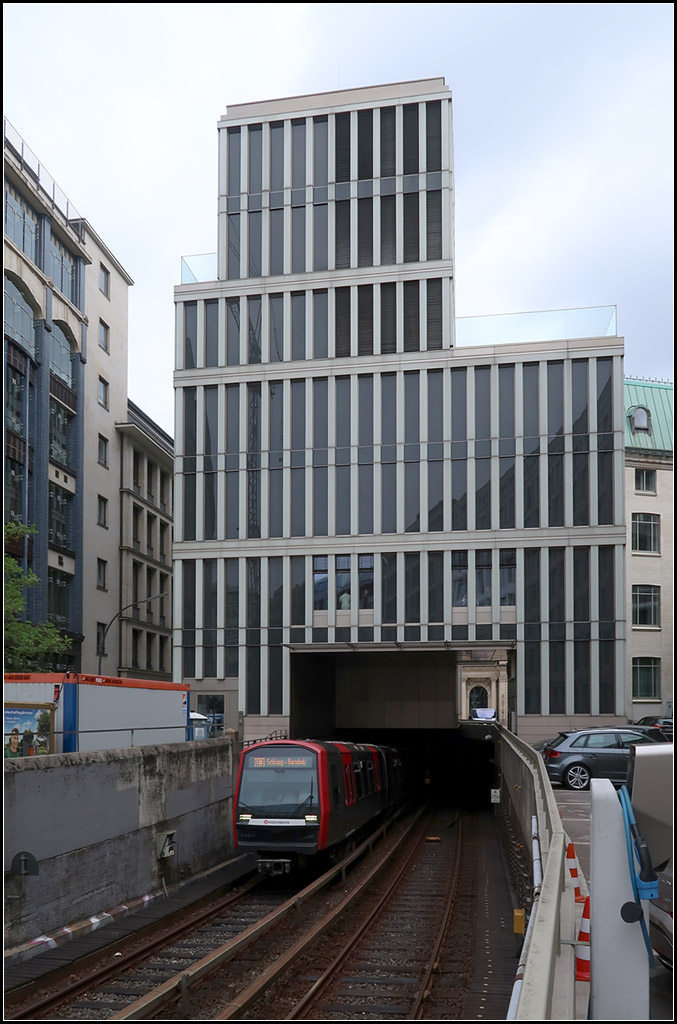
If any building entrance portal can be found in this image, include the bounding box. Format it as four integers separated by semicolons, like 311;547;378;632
288;643;513;739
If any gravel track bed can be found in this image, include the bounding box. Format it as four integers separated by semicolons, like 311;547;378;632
228;807;458;1020
149;811;419;1020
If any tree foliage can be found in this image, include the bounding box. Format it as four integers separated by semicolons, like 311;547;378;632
4;522;72;672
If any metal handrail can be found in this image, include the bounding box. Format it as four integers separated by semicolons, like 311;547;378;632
242;730;288;748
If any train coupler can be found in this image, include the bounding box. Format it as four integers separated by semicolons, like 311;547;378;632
258;858;293;876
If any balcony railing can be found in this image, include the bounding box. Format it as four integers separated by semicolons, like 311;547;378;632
455;305;617;347
4;119;84;238
181;252;217;284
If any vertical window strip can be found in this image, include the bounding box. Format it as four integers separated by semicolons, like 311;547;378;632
426;190;442;259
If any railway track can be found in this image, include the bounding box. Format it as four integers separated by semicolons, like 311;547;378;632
5;806;413;1021
7;805;516;1021
226;806;465;1020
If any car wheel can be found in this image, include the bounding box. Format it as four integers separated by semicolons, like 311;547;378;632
564;764;591;790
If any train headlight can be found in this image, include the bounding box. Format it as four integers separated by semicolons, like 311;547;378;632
239;813;252;821
304;814;318;822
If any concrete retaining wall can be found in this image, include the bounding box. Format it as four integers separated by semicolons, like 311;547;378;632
4;735;237;947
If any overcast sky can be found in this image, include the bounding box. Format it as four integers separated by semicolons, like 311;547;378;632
4;3;673;435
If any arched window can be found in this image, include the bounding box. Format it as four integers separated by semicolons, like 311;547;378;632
50;322;74;388
629;406;652;435
4;276;35;357
469;685;489;710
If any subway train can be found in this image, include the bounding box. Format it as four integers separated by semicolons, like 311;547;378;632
234;739;404;874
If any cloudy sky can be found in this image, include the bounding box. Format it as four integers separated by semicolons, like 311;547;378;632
4;3;673;434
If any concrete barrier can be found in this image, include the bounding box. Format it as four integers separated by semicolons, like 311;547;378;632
4;734;237;949
498;727;576;1020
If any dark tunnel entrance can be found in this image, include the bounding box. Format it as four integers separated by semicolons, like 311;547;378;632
289;647;500;807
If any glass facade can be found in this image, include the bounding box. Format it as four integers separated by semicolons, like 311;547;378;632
174;83;626;728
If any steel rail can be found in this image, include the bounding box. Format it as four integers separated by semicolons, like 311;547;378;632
5;875;263;1021
283;811;461;1021
410;817;463;1018
105;805;414;1020
215;805;427;1021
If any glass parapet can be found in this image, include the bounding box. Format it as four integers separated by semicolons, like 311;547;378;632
181;253;217;284
455;306;617;347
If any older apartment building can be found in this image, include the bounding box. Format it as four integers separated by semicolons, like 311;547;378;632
623;378;673;722
4;120;173;679
173;79;629;744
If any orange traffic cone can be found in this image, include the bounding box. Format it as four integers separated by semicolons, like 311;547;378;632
566;842;586;903
575;896;591;982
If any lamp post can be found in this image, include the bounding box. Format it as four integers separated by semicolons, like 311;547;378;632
97;592;168;675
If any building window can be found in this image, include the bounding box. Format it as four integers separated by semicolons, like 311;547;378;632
632;657;660;700
635;469;656;493
452;551;468;607
358;555;374;609
313;556;328;610
99;262;110;298
48;483;69;548
500;550;516;606
50;323;74;387
96;622;106;658
4;276;35;356
475;550;492;606
98;377;109;409
5;183;39;263
629;406;651;435
49;233;77;304
97;558;107;590
97;495;108;527
631;513;660;553
47;569;69;627
50;399;71;464
632;585;660;627
336;555;351;609
99;319;109;352
98;434;109;467
5;365;24;435
5;458;24;523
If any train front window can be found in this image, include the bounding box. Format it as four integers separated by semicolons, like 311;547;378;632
238;747;319;818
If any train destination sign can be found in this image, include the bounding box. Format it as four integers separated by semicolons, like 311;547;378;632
249;753;314;769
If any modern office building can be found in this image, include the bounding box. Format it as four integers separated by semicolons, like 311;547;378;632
173;79;627;743
623;378;673;722
4;120;173;679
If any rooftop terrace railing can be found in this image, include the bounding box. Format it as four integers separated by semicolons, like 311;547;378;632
4;118;84;238
456;304;617;346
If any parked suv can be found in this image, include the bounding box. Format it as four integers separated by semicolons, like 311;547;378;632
540;728;661;790
634;717;673;741
624;725;672;743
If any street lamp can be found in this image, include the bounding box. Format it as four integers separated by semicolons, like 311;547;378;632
97;592;168;675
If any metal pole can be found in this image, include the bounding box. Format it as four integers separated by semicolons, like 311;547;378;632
98;592;167;675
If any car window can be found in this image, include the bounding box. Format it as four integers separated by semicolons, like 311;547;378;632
618;731;654;748
585;732;617;749
570;735;588;748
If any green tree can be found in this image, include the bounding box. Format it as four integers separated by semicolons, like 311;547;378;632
4;522;72;671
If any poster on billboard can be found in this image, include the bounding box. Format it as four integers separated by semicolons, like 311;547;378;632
4;703;54;758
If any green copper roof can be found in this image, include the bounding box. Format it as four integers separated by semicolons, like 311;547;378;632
624;378;673;453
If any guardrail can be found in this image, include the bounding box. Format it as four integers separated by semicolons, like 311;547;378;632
498;726;572;1020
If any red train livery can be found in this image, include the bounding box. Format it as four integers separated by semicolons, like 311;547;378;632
234;739;404;874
